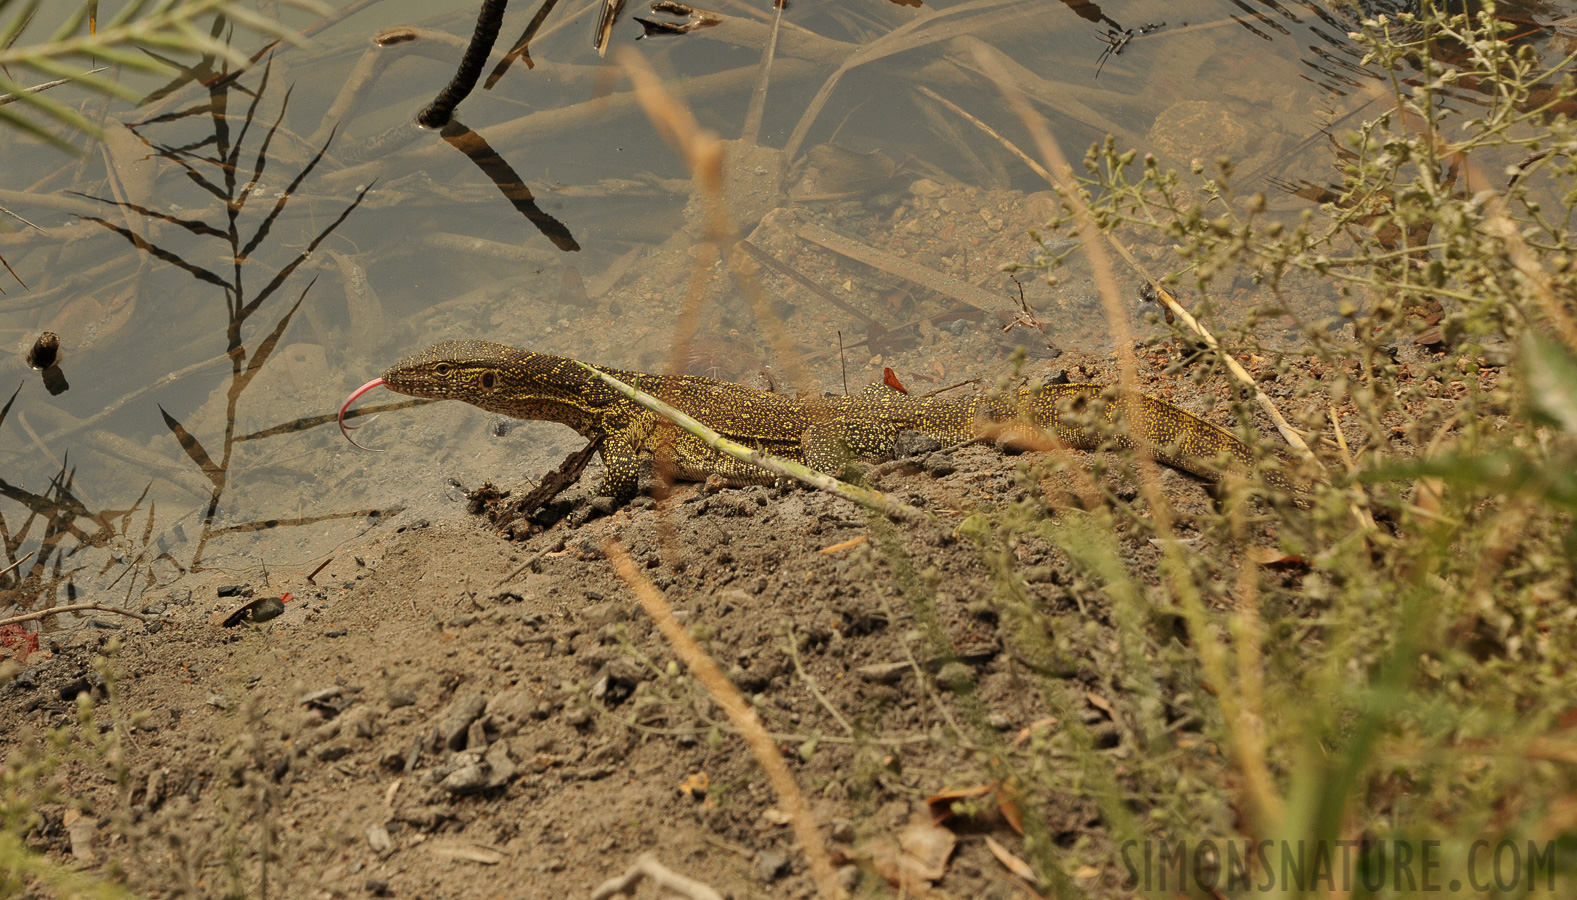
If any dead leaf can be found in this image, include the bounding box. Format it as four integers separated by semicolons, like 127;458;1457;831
1086;691;1116;719
883;367;910;393
999;794;1024;835
65;814;98;864
1011;716;1059;746
926;783;994;824
897;816;956;881
1248;546;1309;569
985;835;1038;885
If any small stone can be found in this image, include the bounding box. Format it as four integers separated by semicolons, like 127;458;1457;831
58;676;93;701
830;818;856;843
250;597;286;623
216;584;248;598
757;849;791;882
439;693;488;750
483;740;516;788
439;764;490;795
855;662;909;684
922;452;957;477
366;823;392;855
364;875;391;896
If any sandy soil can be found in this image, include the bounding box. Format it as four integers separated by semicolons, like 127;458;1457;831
1;340;1285;900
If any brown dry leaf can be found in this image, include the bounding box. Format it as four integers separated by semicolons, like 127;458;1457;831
897;816;957;881
984;835;1039;885
1248;546;1310;569
998;794;1025;835
925;782;993;822
818;535;869;554
65;814;98;864
1086;691;1116;719
1011;716;1059;746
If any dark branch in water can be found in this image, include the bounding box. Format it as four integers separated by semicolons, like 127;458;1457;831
418;0;509;128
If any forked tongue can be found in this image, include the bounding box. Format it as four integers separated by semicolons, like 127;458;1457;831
338;377;386;451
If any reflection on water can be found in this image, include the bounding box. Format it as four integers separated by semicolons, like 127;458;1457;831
0;0;1572;625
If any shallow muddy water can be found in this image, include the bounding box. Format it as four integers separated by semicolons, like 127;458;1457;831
0;0;1571;620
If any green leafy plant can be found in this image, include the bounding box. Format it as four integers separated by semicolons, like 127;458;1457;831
940;1;1577;893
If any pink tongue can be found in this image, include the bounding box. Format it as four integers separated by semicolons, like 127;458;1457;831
338;377;386;451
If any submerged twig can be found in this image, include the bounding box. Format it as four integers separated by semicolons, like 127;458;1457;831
0;67;108;106
0;602;150;629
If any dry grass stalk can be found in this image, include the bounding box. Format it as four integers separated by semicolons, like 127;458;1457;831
971;43;1292;835
0;602;149;629
615;48;812;394
936;47;1317;467
602;540;847;900
591;852;724;900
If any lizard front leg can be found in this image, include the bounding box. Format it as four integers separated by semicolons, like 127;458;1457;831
595;431;643;502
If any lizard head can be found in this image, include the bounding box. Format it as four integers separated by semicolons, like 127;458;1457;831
379;340;604;427
380;340;527;415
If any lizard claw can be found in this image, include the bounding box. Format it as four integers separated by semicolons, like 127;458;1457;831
339;377;387;452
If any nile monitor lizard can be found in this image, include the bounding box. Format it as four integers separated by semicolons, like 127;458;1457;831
340;340;1261;501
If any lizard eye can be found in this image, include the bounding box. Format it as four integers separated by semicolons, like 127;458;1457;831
481;372;496;390
434;363;451;376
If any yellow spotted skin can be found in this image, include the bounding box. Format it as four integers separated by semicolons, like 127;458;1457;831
382;340;1255;502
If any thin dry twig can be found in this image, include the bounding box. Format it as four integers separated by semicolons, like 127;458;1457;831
783;622;854;737
590;851;724;900
0;551;35;580
603;540;846;900
0;602;150;629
